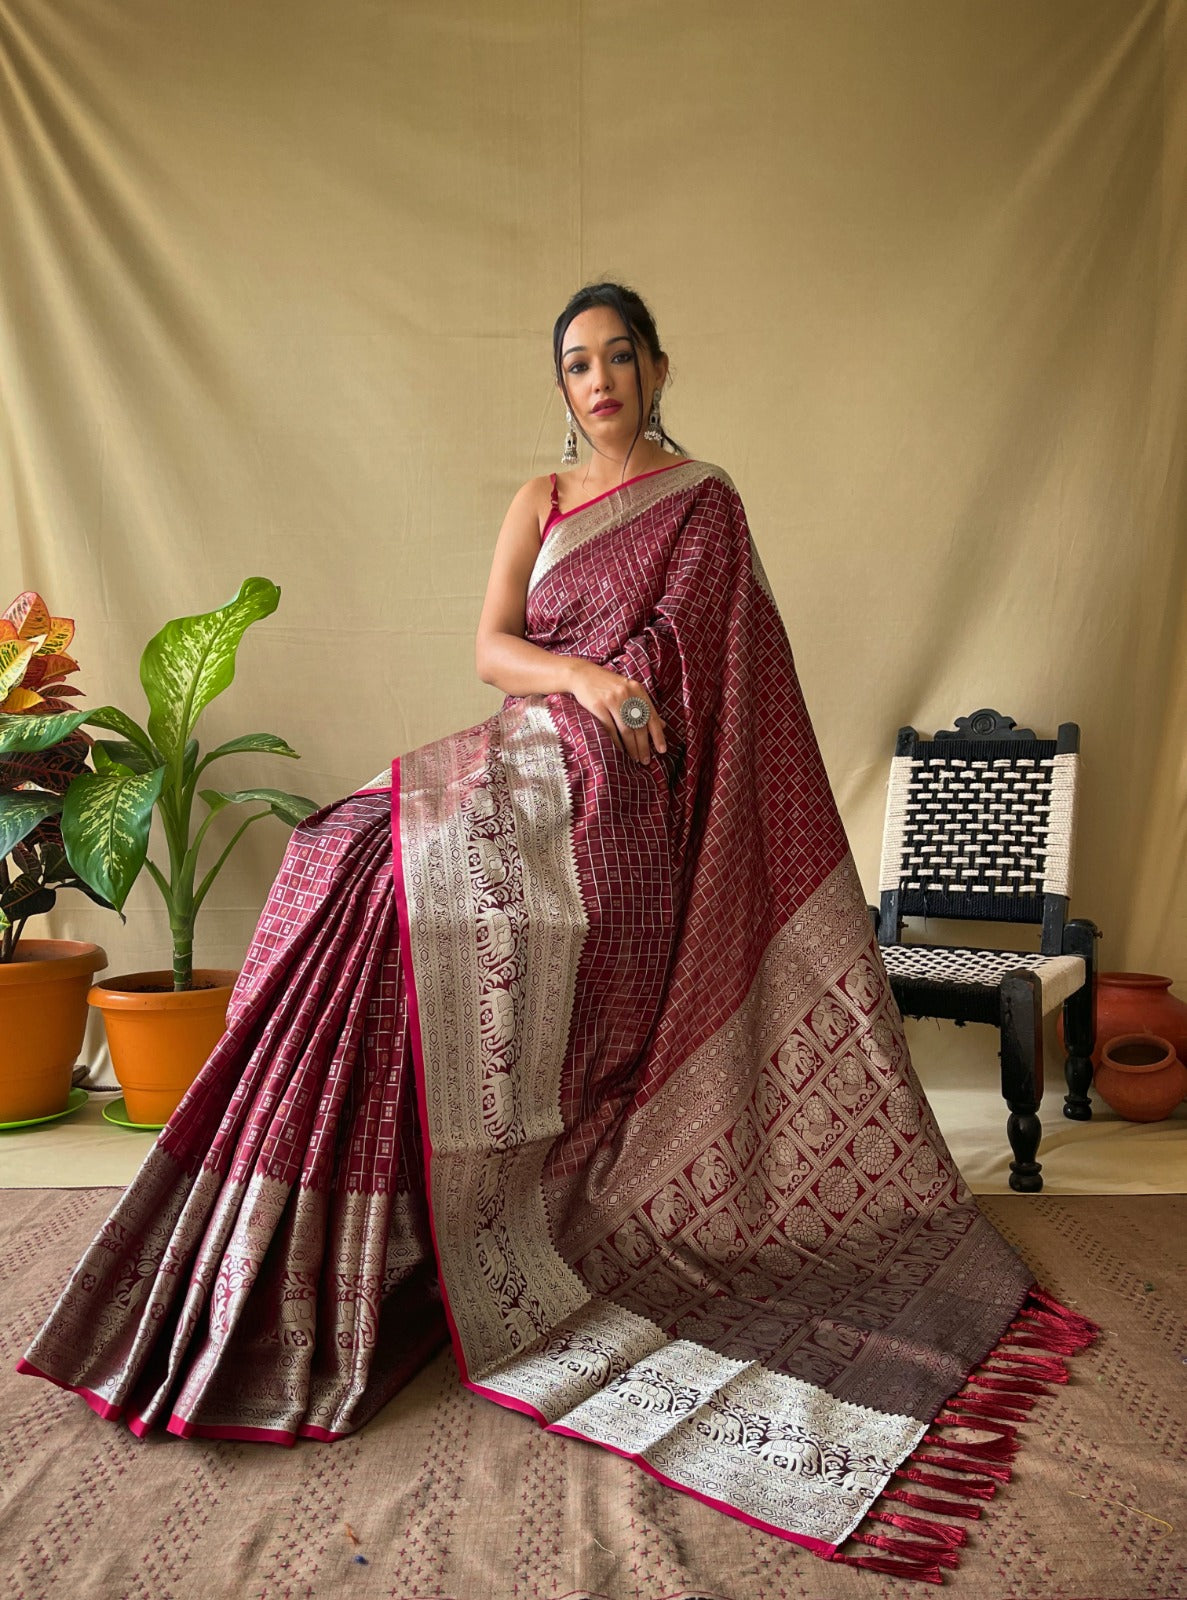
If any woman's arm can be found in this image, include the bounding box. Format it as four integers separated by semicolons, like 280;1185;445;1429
475;478;582;695
474;480;665;762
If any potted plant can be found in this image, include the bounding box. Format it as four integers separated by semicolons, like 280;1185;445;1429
0;591;111;1122
0;578;319;1125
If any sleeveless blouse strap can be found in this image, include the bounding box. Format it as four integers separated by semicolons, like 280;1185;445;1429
549;472;560;511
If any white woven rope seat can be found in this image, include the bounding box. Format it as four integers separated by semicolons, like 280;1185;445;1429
879;943;1087;1013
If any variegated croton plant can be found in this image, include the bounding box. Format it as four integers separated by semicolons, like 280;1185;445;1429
0;580;319;988
0;592;112;962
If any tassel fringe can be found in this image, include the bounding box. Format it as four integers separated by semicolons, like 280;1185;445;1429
884;1487;983;1519
896;1464;998;1498
967;1374;1049;1396
940;1396;1033;1423
851;1530;962;1567
833;1282;1099;1584
870;1510;969;1547
916;1450;1013;1483
926;1424;1019;1458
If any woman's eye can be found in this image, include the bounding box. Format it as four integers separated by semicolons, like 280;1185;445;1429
567;362;587;374
612;350;635;363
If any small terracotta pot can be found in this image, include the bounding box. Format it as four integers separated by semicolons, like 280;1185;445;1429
0;940;108;1121
88;969;239;1126
1094;1033;1187;1123
1058;971;1187;1069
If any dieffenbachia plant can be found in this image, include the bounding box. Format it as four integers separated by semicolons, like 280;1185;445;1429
0;579;319;989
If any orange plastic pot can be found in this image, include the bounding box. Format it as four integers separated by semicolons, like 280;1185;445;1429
88;968;239;1127
0;940;108;1121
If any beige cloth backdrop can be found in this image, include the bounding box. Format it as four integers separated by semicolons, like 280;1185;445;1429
2;0;1185;1098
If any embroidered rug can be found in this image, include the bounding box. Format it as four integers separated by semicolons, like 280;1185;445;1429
1;1189;1181;1599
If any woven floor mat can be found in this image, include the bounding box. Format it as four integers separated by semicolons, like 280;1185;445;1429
0;1191;1183;1599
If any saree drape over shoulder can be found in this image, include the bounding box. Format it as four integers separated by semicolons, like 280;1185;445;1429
20;460;1097;1583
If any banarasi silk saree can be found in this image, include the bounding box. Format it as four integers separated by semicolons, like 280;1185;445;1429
20;459;1098;1584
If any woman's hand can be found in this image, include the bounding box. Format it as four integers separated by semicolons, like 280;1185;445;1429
566;660;667;764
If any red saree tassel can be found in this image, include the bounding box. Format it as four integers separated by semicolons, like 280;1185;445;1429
967;1373;1050;1397
996;1288;1099;1356
941;1396;1033;1423
870;1510;969;1547
884;1487;983;1519
959;1383;1038;1407
831;1552;946;1583
1025;1284;1099;1332
984;1350;1070;1376
1002;1329;1091;1354
896;1465;998;1499
851;1530;962;1567
925;1429;1020;1461
916;1451;1014;1482
836;1283;1099;1585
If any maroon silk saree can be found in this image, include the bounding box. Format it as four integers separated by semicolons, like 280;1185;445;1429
20;460;1097;1583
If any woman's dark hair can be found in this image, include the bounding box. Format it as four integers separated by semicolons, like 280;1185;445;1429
552;281;687;461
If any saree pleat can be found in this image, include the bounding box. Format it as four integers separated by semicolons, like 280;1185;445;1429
20;791;445;1443
21;460;1098;1578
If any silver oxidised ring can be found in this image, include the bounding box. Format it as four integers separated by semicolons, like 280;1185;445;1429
620;696;650;730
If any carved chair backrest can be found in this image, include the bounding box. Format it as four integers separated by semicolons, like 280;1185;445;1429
877;710;1080;955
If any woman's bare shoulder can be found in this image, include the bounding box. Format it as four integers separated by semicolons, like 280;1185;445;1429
506;473;554;536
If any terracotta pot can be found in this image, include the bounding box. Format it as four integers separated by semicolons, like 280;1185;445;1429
1093;1033;1187;1122
0;940;108;1121
1058;970;1187;1068
88;969;239;1126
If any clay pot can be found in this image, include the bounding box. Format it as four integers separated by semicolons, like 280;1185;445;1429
88;969;239;1126
1093;1034;1187;1122
1059;971;1187;1068
0;940;108;1121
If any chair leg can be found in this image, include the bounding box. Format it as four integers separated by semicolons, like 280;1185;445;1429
1061;918;1097;1121
1000;973;1044;1193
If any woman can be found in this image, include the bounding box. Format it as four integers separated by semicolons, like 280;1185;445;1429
20;283;1096;1583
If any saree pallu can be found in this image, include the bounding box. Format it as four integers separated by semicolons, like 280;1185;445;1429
20;460;1098;1584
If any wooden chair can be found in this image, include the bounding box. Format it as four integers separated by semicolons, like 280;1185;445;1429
870;709;1099;1192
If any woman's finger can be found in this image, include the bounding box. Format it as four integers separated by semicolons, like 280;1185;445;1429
599;707;626;755
617;695;652;763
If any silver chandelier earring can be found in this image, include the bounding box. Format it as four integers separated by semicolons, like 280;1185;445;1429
561;409;579;466
643;387;664;445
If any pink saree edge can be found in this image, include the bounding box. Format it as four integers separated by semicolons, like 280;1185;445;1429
164;1413;299;1446
15;1357;125;1424
462;1376;551;1426
390;755;476;1388
547;457;696;530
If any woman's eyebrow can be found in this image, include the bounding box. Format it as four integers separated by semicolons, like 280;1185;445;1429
562;335;633;358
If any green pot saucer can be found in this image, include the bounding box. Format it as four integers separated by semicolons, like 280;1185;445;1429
0;1086;89;1132
101;1096;165;1132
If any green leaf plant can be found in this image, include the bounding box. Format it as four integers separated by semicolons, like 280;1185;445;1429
0;579;320;990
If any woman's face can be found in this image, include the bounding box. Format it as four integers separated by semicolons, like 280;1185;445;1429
557;305;668;453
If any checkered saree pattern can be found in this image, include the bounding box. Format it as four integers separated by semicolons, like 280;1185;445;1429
20;461;1098;1583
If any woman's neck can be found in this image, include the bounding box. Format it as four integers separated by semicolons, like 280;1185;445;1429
571;445;683;494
